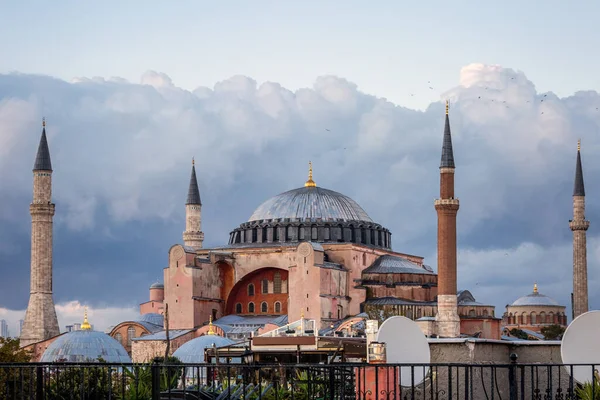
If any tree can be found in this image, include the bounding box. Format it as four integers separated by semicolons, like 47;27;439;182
0;337;31;362
541;324;566;340
509;328;529;340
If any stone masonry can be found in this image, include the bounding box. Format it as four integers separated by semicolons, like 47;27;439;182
435;102;461;338
20;121;60;347
570;140;589;319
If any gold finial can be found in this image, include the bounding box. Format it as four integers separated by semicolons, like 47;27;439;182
577;139;581;152
207;315;215;335
533;282;538;294
445;100;449;115
304;161;316;187
192;157;195;166
81;306;92;330
42;117;46;128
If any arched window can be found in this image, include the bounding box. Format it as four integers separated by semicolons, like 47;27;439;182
248;283;255;296
262;279;269;294
248;302;255;313
115;333;122;345
530;312;537;325
252;228;258;242
273;226;279;241
127;326;136;346
468;309;476;317
299;225;305;240
483;309;489;317
311;225;318;240
235;303;243;314
261;302;268;313
337;305;343;320
362;253;367;266
539;311;546;324
274;301;281;313
273;272;282;294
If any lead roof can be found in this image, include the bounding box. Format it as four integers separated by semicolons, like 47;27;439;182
33;126;52;171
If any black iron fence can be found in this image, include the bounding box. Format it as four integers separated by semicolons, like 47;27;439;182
0;360;598;400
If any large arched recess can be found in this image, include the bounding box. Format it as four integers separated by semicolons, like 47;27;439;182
225;267;289;316
217;262;235;301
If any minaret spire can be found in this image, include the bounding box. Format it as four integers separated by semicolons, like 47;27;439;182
20;119;60;347
304;161;316;187
183;158;204;249
570;139;589;319
434;104;461;338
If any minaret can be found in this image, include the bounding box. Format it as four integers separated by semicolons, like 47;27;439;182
434;101;461;338
20;118;60;347
570;139;589;319
182;158;204;249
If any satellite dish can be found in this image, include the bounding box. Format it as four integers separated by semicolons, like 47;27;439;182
376;316;430;386
561;310;600;383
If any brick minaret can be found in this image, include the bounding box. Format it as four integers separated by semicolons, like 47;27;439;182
570;139;589;319
434;101;461;338
20;119;60;347
183;158;204;249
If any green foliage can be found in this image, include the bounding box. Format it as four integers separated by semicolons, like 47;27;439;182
46;364;113;400
0;337;31;363
509;328;529;340
541;324;566;340
576;381;600;400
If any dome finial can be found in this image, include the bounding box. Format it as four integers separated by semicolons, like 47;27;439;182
81;306;92;330
207;315;215;335
533;282;538;294
305;161;316;187
445;100;449;115
577;139;581;152
192;157;195;166
42;117;46;128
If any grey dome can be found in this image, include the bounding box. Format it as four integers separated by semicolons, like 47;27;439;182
40;330;131;363
138;313;164;326
511;292;560;307
248;186;373;223
150;282;164;289
173;335;234;363
363;255;434;275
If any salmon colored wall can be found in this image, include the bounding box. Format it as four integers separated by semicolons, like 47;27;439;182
109;322;154;355
225;268;289;315
460;318;501;340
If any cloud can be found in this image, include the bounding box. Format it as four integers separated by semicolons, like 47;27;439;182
0;302;139;337
0;63;599;320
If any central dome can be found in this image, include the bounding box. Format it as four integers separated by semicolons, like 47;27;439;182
248;186;373;223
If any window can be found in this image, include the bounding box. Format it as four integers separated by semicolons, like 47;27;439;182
212;309;218;321
127;326;136;346
115;333;122;345
252;228;258;242
261;302;268;313
248;302;255;313
262;279;269;294
248;283;255;296
235;303;243;313
273;226;279;241
273;272;282;294
274;302;281;313
311;226;317;240
362;253;367;266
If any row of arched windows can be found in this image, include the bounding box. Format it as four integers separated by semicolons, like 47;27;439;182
248;272;283;296
505;311;566;325
236;301;282;314
114;326;137;347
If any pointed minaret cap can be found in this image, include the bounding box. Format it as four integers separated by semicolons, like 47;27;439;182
304;161;316;187
533;282;538;294
186;158;202;205
573;139;585;196
440;101;455;169
81;306;92;331
33;118;53;171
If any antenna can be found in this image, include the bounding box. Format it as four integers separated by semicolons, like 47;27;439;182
376;316;430;386
561;310;600;383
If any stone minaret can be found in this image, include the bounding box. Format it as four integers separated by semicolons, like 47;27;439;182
570;139;589;319
20;119;60;347
182;158;204;249
434;101;461;338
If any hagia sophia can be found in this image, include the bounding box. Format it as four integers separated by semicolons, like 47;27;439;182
18;103;588;362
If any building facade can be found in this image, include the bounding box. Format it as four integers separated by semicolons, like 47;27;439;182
502;284;568;333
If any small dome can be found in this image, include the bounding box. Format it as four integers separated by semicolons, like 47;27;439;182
511;284;560;307
138;313;164;326
40;330;131;363
150;282;164;289
173;335;234;363
248;186;373;223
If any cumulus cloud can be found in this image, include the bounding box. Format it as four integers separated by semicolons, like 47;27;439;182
0;63;599;318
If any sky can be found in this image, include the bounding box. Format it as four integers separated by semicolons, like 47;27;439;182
1;1;600;334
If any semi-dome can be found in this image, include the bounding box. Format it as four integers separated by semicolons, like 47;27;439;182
248;186;373;223
511;284;560;307
138;313;164;326
229;165;392;249
40;330;131;363
172;334;234;363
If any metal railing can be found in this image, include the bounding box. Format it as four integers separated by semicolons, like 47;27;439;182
0;360;598;400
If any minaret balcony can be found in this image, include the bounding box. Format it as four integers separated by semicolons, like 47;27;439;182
569;220;590;231
434;198;460;211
